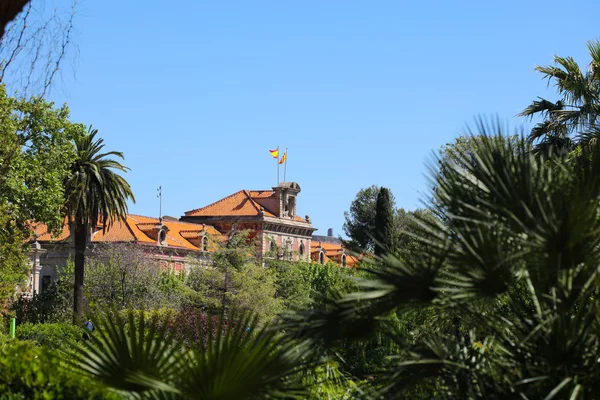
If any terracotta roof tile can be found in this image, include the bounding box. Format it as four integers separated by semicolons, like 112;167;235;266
32;214;223;253
184;190;276;217
248;190;275;199
31;221;70;242
93;220;136;242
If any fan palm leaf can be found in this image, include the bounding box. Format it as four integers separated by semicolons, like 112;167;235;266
294;121;600;398
70;309;308;400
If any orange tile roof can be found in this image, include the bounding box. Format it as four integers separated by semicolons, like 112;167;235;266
185;190;276;217
31;221;70;242
32;214;223;252
248;190;276;199
184;189;310;223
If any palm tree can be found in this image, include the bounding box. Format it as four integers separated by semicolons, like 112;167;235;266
291;122;600;398
519;40;600;154
69;309;310;399
64;128;134;323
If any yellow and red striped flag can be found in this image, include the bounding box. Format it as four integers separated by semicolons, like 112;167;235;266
269;147;279;158
279;149;287;164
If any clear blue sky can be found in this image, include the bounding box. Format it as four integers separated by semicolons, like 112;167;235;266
43;0;599;237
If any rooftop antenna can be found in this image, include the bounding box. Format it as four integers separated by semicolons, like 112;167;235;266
157;186;162;221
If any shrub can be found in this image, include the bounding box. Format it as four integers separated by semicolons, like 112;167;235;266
16;322;84;350
11;264;73;325
0;338;119;399
118;307;229;349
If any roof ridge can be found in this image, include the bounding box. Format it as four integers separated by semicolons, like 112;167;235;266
184;190;246;215
127;213;160;219
248;189;275;193
123;215;139;242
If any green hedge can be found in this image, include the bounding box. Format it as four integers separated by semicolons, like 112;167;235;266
16;322;84;350
0;338;120;399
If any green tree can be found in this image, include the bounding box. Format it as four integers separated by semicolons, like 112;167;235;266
187;231;282;323
343;185;385;252
12;261;73;324
374;187;394;257
295;124;600;398
268;259;313;312
85;243;169;310
64;128;134;322
0;85;79;299
392;208;435;263
519;40;600;154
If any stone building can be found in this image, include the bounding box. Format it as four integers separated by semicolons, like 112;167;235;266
181;182;316;261
27;215;219;295
25;182;358;297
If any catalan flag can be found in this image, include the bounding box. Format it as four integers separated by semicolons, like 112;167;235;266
269;147;279;158
279;149;287;164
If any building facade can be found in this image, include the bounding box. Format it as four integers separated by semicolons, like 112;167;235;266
25;181;358;297
181;182;317;262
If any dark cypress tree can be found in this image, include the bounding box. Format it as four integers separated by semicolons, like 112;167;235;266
374;187;394;257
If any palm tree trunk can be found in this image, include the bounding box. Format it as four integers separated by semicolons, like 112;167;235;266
73;223;87;324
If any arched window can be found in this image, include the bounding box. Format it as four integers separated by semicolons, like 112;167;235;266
342;255;347;267
269;240;275;252
319;251;325;265
202;236;209;252
299;242;305;256
158;229;167;246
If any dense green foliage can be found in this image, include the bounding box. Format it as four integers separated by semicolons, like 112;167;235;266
16;322;84;349
13;262;74;324
297;125;600;398
71;309;308;399
0;85;80;298
343;185;381;252
0;336;117;399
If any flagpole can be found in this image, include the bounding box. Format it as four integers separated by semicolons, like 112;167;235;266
277;145;280;184
283;148;288;182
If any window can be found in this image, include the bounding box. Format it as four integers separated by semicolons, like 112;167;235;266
299;242;305;256
159;229;167;245
288;197;296;217
342;255;347;267
202;236;209;252
319;251;325;264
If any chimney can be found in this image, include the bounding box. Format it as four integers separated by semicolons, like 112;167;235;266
327;228;334;237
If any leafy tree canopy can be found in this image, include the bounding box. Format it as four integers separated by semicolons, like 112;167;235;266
343;185;390;252
0;84;81;299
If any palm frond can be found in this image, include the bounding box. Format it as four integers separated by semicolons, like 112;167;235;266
68;309;183;396
69;309;308;399
177;309;307;399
